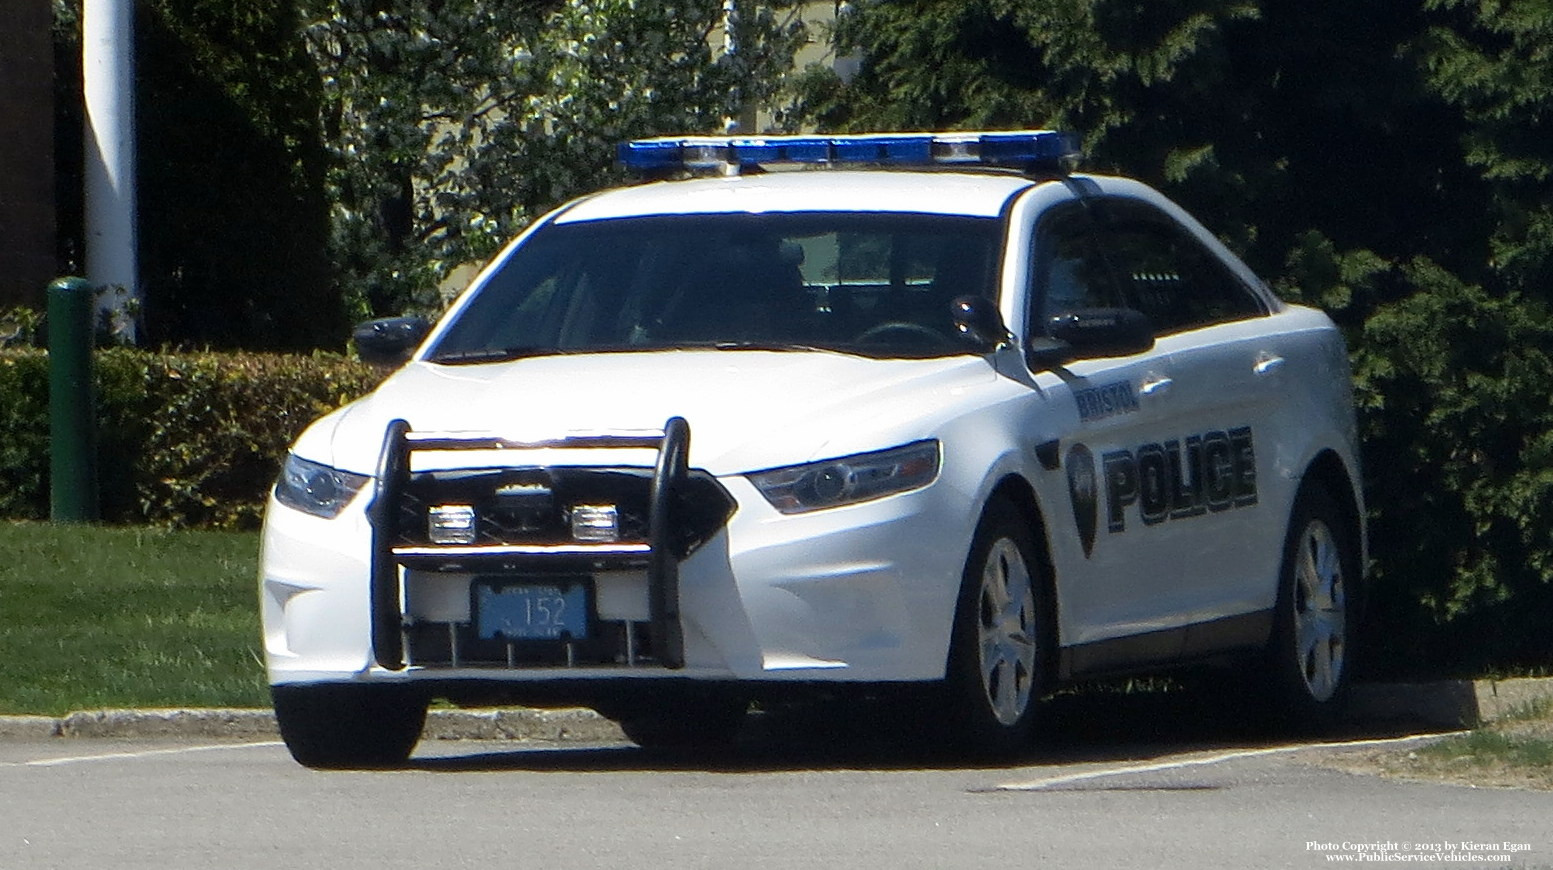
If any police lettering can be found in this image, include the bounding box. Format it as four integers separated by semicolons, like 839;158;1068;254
1102;427;1256;533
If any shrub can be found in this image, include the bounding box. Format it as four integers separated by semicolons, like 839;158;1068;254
0;348;381;528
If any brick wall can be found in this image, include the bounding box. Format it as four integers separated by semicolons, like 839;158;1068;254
0;0;56;308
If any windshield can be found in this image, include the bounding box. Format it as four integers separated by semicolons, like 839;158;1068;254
428;212;1002;362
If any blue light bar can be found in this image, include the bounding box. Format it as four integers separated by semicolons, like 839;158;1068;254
728;137;830;164
617;131;1080;175
831;134;933;164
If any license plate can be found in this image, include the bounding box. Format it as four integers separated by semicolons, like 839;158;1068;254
474;580;588;641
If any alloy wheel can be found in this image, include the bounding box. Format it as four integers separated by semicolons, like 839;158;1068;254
1292;518;1347;703
976;538;1039;726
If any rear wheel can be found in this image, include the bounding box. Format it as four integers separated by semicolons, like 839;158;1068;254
272;683;428;769
1268;483;1358;727
942;499;1047;756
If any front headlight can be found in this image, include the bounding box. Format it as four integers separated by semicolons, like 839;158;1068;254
273;454;370;519
747;440;940;514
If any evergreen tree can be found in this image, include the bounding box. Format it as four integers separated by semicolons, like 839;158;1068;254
1423;0;1553;298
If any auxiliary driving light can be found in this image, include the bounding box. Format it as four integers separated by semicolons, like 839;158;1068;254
570;505;621;542
428;504;478;544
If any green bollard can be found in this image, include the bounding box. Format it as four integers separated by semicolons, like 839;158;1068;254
48;277;100;522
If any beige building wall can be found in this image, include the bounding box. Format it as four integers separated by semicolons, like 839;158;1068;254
744;0;856;134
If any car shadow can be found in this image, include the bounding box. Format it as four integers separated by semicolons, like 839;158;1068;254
403;680;1474;774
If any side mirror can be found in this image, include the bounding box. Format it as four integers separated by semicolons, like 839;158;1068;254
1027;307;1154;368
950;295;1011;351
353;316;431;367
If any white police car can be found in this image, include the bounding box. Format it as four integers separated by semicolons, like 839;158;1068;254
261;131;1365;766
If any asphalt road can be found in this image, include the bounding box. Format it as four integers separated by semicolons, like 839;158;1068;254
3;696;1551;870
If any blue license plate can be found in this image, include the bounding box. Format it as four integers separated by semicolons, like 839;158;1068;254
474;581;588;641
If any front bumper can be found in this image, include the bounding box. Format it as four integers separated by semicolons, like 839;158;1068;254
260;422;969;694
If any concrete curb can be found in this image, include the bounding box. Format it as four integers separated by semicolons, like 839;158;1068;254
0;715;61;740
57;709;281;739
1343;677;1553;730
422;707;625;742
2;679;1547;741
0;706;623;742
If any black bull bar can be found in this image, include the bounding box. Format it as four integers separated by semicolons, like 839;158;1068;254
366;416;734;671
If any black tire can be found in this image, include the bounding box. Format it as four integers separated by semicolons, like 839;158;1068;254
272;683;428;769
941;498;1049;756
1267;483;1358;729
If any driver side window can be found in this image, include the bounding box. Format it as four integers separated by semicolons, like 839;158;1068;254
1031;204;1123;330
1099;200;1267;335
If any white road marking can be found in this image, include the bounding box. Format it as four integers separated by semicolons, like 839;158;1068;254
22;741;285;767
995;731;1467;791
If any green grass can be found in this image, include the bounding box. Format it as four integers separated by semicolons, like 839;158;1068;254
0;521;267;715
1378;698;1553;789
1421;729;1553;769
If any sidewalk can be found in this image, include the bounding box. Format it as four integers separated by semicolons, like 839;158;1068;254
2;678;1548;742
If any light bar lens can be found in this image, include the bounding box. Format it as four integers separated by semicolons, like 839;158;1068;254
617;131;1079;175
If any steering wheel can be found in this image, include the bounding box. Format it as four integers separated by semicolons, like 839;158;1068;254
854;321;951;346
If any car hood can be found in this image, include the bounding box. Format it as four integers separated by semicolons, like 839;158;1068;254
298;350;1000;477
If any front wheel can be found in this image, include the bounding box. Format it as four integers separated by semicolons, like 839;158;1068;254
272;683;428;769
1267;483;1358;728
942;499;1048;756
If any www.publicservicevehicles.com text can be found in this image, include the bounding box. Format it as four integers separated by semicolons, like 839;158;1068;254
1306;840;1533;864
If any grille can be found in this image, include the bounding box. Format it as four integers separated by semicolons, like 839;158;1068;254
393;466;731;556
367;417;733;672
404;612;664;669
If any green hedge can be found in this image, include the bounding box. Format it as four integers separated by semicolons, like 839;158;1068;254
0;349;381;528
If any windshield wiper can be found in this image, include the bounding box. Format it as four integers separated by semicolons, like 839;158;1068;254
426;346;549;364
706;340;966;360
702;340;845;354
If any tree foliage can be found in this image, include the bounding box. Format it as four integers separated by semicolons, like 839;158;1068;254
1353;263;1553;671
1423;0;1553;296
302;0;806;316
54;0;804;338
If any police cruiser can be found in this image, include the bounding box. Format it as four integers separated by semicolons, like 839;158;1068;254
261;130;1365;766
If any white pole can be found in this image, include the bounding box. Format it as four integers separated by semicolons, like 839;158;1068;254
722;0;738;133
83;0;138;344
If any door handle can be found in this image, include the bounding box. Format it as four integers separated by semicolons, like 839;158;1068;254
1140;373;1173;396
1254;353;1285;375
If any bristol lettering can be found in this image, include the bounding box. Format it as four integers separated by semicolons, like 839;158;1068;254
1101;427;1256;533
1073;381;1140;423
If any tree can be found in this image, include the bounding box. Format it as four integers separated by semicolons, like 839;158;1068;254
801;0;1480;274
1422;0;1553;300
1351;259;1553;672
303;0;807;317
